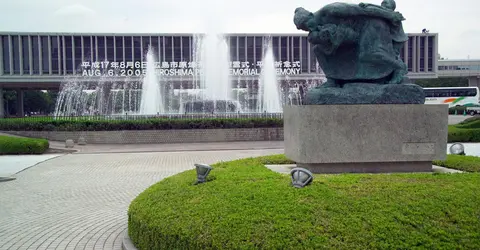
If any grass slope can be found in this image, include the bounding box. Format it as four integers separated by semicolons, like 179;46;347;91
128;155;480;249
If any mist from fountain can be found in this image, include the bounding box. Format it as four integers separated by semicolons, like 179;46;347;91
257;44;282;113
139;46;165;115
197;34;231;101
185;13;238;113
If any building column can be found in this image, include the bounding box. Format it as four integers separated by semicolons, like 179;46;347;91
0;88;5;118
16;89;24;117
468;76;480;88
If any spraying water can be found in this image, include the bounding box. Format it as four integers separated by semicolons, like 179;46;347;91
197;34;231;102
139;46;164;115
189;10;234;113
258;45;282;113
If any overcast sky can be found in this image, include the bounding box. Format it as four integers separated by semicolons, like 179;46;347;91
0;0;479;59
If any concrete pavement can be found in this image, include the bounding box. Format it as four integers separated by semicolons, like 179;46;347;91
448;115;473;125
0;154;62;177
0;149;283;250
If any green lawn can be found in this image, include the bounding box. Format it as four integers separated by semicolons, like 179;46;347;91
434;154;480;172
128;154;480;250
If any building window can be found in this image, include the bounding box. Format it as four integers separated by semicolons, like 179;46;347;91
229;36;237;61
173;36;181;62
271;37;279;62
12;36;20;74
428;36;433;71
97;36;105;62
40;36;50;74
164;36;173;63
419;37;425;72
65;36;73;73
292;37;300;63
181;36;190;62
91;36;97;62
74;36;82;70
280;36;288;62
407;38;413;72
158;36;164;61
149;36;159;61
124;36;133;62
106;36;114;63
238;36;246;62
246;37;254;64
301;37;308;73
141;36;150;59
32;36;40;74
21;36;30;73
50;36;59;74
114;36;123;62
82;36;92;61
2;36;10;74
254;36;262;64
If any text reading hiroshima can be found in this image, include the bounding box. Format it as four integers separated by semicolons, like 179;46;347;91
80;60;302;77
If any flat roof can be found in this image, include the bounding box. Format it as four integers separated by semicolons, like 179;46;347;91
0;31;438;37
439;59;480;62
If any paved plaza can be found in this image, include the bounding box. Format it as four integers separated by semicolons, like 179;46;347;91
0;148;282;250
0;114;477;250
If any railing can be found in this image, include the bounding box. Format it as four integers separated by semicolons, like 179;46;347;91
3;112;284;121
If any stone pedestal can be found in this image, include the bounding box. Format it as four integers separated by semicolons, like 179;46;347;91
284;104;448;173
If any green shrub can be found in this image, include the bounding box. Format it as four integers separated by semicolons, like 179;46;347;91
448;126;480;143
433;154;480;172
447;117;480;142
1;117;480;143
0;118;283;131
448;106;467;115
128;155;480;250
456;116;480;129
0;135;49;155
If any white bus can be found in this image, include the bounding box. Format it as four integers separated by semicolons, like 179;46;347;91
424;87;480;107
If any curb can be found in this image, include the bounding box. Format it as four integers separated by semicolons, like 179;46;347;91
432;165;464;173
46;147;78;154
0;176;16;182
74;146;284;155
122;230;138;250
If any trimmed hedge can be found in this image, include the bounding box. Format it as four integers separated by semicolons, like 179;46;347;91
0;135;49;155
433;154;480;172
1;116;479;142
128;154;480;250
448;117;480;142
456;116;480;129
0;118;283;131
448;126;480;142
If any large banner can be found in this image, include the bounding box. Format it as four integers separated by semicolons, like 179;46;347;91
80;60;302;77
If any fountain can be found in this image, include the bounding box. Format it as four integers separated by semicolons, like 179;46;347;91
197;34;231;102
185;23;238;113
139;46;165;115
52;28;324;116
257;44;282;113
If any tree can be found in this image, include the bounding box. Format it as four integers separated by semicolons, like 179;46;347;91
3;90;17;116
23;90;50;114
45;90;59;113
415;77;468;87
